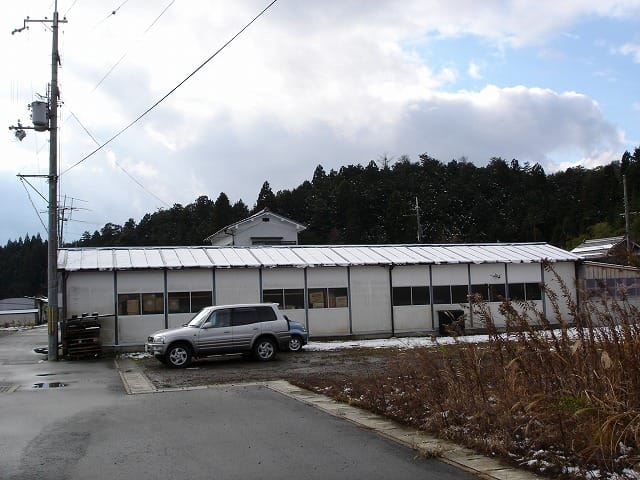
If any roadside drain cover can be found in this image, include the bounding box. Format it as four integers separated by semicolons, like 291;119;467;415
0;384;18;393
33;382;66;389
36;373;56;377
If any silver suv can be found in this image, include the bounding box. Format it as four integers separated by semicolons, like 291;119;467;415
145;303;291;368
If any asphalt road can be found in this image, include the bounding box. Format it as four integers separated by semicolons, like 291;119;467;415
0;327;477;480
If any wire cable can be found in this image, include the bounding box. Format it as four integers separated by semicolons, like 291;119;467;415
18;177;48;233
92;0;175;92
69;111;170;207
61;0;278;176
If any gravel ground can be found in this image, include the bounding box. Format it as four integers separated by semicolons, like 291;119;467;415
139;347;401;389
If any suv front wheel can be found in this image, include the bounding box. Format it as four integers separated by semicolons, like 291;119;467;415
253;337;276;361
166;343;193;368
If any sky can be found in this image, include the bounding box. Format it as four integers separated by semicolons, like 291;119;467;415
2;0;640;245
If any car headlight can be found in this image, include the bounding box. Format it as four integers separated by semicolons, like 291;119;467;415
153;335;166;344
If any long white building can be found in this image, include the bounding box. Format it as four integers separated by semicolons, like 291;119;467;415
57;243;581;347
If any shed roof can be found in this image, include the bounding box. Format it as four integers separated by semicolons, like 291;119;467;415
570;236;626;260
58;243;580;272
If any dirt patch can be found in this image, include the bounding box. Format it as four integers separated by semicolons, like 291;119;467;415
140;347;402;389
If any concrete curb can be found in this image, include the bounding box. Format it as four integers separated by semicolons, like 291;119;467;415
115;359;541;480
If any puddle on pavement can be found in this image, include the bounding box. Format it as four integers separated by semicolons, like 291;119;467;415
32;382;67;389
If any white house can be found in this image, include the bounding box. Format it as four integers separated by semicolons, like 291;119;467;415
57;243;581;348
204;208;307;246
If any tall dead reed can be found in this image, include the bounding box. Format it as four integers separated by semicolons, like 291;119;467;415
295;265;640;477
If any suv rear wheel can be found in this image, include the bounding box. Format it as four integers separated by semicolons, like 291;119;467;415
253;337;276;361
166;343;192;368
288;335;303;352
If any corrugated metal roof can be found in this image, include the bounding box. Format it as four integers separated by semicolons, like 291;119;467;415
570;236;626;259
58;243;580;272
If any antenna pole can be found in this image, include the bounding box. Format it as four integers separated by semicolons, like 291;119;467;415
415;197;422;243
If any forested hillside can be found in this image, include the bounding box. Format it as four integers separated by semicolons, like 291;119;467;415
2;148;640;298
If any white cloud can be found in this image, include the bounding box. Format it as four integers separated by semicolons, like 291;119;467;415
619;42;640;62
468;62;482;79
1;0;638;243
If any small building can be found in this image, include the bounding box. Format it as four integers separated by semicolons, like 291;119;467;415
571;236;640;263
58;243;580;348
0;297;47;327
204;208;307;246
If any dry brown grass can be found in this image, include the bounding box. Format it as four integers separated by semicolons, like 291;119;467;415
292;266;640;478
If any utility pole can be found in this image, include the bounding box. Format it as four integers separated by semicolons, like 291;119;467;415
414;197;423;243
624;174;632;254
11;1;67;361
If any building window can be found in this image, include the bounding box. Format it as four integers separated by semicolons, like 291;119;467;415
392;287;411;306
142;293;164;315
328;288;348;308
451;285;469;304
412;286;430;305
308;287;349;309
525;283;542;301
167;291;212;314
308;288;326;308
489;284;506;302
508;283;526;301
432;286;451;304
118;293;140;316
191;291;213;312
262;289;305;309
284;289;305;309
263;289;284;306
470;284;489;301
168;292;190;313
117;293;164;315
392;286;430;306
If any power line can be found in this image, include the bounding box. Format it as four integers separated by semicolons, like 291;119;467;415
68;111;170;207
92;0;175;92
61;0;278;176
18;177;48;233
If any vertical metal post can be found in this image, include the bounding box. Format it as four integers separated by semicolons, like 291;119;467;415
47;2;60;361
624;174;632;254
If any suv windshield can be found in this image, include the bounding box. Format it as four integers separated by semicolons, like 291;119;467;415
186;308;212;327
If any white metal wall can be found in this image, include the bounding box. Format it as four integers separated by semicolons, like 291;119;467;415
61;259;579;346
262;267;306;325
350;266;391;334
166;269;214;328
391;265;431;332
307;266;349;336
215;269;260;305
117;271;165;345
65;271;116;344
